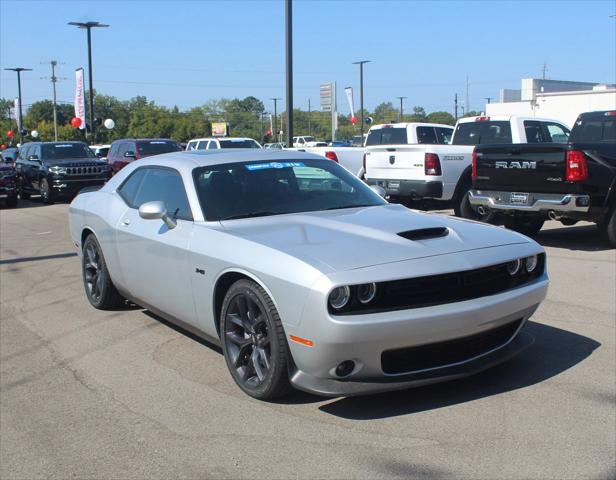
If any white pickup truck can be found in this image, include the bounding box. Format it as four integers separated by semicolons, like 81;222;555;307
289;146;365;177
363;116;571;218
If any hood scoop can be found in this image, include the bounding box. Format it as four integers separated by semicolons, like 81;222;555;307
398;227;449;241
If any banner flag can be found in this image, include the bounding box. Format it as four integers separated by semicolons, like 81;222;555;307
14;98;20;130
344;87;357;124
74;68;86;130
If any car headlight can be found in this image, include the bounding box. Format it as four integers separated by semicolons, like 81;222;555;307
329;286;350;310
525;255;538;273
506;259;521;276
49;166;67;174
357;283;377;304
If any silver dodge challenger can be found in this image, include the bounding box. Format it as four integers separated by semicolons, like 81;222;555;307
68;150;548;400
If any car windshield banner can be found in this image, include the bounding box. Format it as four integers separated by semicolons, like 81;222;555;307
74;68;86;130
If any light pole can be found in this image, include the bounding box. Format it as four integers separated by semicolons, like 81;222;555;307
352;60;370;138
4;67;32;144
396;96;407;122
68;21;109;141
270;98;281;142
285;0;293;147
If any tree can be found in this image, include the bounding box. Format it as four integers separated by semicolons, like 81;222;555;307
373;102;398;123
426;111;455;126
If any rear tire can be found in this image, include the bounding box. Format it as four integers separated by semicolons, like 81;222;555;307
455;177;496;223
600;206;616;247
221;279;292;400
504;216;545;236
82;234;125;310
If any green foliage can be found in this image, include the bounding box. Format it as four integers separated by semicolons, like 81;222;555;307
0;95;458;146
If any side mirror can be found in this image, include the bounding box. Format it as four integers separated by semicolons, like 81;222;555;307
124;151;136;159
370;185;386;198
138;201;176;229
28;154;39;162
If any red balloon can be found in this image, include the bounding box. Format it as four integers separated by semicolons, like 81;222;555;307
7;130;14;138
351;116;358;125
1;144;6;150
71;117;82;128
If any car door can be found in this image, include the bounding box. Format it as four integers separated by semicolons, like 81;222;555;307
114;166;197;324
29;144;42;191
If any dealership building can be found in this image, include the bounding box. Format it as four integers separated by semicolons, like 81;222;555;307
485;78;616;127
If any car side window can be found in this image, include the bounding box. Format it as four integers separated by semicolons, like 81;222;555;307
417;127;438;144
19;145;30;161
207;141;218;150
197;141;208;150
117;169;147;206
117;142;128;158
524;121;546;143
132;168;192;220
33;144;42;159
435;128;453;144
542;122;570;143
109;143;119;159
187;141;198;151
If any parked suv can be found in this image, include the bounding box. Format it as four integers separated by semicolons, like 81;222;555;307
15;141;111;204
185;137;261;150
107;139;181;174
0;155;18;207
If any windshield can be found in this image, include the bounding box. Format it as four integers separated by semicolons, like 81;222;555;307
42;143;95;160
137;140;181;156
218;139;261;149
193;158;385;221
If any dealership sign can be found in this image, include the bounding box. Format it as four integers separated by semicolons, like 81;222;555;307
211;122;229;137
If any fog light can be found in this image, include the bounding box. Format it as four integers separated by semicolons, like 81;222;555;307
507;259;521;276
335;360;355;377
525;255;538;273
357;283;377;304
329;286;350;310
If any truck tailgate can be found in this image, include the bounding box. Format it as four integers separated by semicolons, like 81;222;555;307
474;144;577;194
365;146;426;181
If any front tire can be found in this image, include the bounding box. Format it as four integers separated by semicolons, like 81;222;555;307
504;216;545;236
40;177;54;204
82;234;125;309
221;279;292;400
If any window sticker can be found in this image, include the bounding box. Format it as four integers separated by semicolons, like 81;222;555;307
245;162;305;171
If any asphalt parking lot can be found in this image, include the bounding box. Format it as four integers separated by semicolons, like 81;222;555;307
1;200;614;480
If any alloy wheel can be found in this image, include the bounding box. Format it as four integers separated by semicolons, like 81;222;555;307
84;242;103;303
224;294;272;389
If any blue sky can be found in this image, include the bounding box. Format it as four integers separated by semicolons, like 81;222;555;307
1;0;614;116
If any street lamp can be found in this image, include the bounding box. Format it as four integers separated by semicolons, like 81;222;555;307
270;98;281;142
4;67;32;144
68;21;109;141
396;96;407;122
352;60;371;138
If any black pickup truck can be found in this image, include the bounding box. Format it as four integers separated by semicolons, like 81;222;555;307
468;110;616;245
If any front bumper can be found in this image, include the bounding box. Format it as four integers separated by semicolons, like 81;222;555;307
50;177;107;195
469;190;590;214
286;251;548;397
366;178;443;199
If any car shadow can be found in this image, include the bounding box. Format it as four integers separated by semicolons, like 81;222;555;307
534;224;611;252
316;321;600;419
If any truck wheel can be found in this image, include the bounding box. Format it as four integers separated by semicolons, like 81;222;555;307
504;216;545;236
18;179;30;200
601;207;616;247
6;195;18;208
455;178;496;223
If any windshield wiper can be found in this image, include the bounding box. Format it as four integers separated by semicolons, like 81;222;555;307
221;211;278;220
324;204;376;211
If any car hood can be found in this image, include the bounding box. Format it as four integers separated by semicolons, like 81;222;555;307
220;204;530;272
43;159;107;167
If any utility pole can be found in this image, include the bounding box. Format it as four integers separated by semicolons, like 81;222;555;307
68;21;109;142
396;96;407;122
465;76;470;115
308;98;311;135
4;67;32;144
42;60;66;141
484;97;492;104
541;62;548;80
353;60;371;139
454;93;459;120
285;0;293;147
270;98;281;142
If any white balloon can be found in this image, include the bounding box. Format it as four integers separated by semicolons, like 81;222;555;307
103;118;115;129
31;130;39;138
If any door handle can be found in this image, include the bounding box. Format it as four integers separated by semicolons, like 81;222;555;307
122;219;131;226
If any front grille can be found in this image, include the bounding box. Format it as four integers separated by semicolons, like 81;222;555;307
66;166;104;176
330;253;545;315
381;318;523;374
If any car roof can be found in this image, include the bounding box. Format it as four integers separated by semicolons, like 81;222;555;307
110;138;176;143
370;122;454;130
187;137;256;142
128;149;327;171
